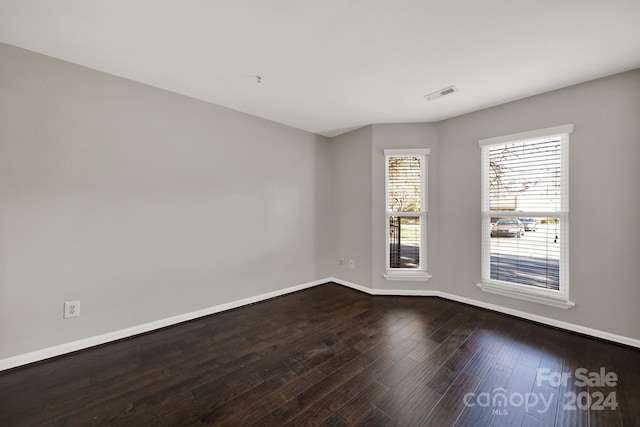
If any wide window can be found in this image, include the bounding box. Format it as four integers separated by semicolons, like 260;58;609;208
478;125;574;308
384;149;431;281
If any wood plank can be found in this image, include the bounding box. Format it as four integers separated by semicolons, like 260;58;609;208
253;343;388;426
337;380;390;424
285;357;393;426
420;371;482;426
1;282;639;426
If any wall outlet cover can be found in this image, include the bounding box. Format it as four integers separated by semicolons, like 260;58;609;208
64;301;80;319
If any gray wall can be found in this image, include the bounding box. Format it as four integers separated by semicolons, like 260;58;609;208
437;69;640;340
2;41;638;361
371;123;439;291
330;123;439;291
0;43;332;359
331;70;640;342
330;126;373;286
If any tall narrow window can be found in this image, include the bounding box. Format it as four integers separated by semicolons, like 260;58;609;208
384;149;431;281
478;125;573;308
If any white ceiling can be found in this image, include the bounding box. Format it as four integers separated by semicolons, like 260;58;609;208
1;1;639;137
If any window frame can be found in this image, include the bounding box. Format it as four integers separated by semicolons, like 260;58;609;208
477;125;574;308
384;148;431;281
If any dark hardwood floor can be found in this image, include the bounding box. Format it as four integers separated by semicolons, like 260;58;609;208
1;283;638;426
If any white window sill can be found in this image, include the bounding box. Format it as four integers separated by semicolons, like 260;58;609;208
477;282;574;309
384;271;432;281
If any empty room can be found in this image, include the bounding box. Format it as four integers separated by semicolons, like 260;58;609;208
1;1;639;426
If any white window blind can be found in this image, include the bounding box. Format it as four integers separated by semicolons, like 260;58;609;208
388;156;422;213
384;149;430;280
479;125;572;307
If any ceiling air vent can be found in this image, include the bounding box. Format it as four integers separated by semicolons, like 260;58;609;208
424;85;458;101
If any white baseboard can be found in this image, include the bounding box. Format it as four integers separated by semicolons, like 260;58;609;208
331;277;438;297
437;291;640;349
0;278;327;372
330;278;376;295
2;277;638;371
329;277;640;349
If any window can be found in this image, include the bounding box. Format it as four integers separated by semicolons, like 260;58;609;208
478;125;573;308
384;148;431;281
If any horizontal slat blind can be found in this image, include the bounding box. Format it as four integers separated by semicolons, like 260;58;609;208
488;137;563;212
387;156;421;212
481;133;569;293
385;150;428;272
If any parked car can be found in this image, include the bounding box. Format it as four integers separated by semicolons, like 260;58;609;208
491;219;525;238
518;217;537;231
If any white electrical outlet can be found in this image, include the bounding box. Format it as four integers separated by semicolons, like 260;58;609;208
64;301;80;319
349;260;355;269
